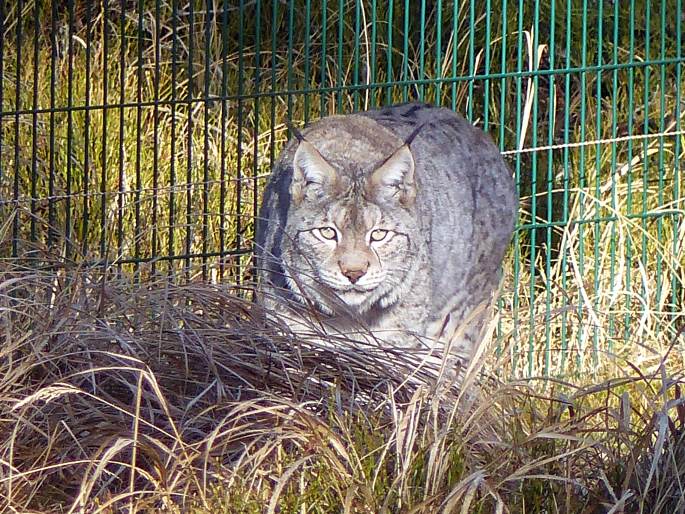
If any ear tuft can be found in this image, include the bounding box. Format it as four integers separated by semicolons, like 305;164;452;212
369;145;416;206
290;140;338;204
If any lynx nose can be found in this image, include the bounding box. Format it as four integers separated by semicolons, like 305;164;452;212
339;260;369;284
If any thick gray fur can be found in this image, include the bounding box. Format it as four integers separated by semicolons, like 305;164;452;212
255;103;517;371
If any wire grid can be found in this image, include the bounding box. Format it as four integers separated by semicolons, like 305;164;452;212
0;0;682;377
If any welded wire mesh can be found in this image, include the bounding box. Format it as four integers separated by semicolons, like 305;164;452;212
0;0;682;377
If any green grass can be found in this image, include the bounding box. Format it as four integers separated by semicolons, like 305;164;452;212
0;1;684;511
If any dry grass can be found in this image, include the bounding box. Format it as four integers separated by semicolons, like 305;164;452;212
1;1;684;511
1;244;684;513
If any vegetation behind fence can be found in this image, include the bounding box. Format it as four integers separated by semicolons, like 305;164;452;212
0;0;682;377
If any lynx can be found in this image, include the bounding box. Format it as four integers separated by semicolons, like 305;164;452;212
255;103;517;376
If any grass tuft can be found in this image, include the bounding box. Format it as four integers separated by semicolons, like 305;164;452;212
1;253;684;512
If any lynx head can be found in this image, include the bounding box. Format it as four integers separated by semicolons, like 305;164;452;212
280;118;424;315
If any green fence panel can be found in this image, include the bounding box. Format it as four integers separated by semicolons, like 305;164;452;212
0;0;682;377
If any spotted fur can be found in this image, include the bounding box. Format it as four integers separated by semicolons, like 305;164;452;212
255;103;518;374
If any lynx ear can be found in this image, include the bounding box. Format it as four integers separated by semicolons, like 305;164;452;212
290;140;339;205
369;145;416;206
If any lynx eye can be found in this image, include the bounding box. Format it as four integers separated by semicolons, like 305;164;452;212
370;229;389;242
317;227;338;241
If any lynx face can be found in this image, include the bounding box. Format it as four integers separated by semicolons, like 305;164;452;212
281;137;422;314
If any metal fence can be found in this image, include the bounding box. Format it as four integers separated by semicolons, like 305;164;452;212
1;0;683;376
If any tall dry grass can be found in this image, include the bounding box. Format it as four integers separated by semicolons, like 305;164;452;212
1;243;684;512
0;0;684;511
